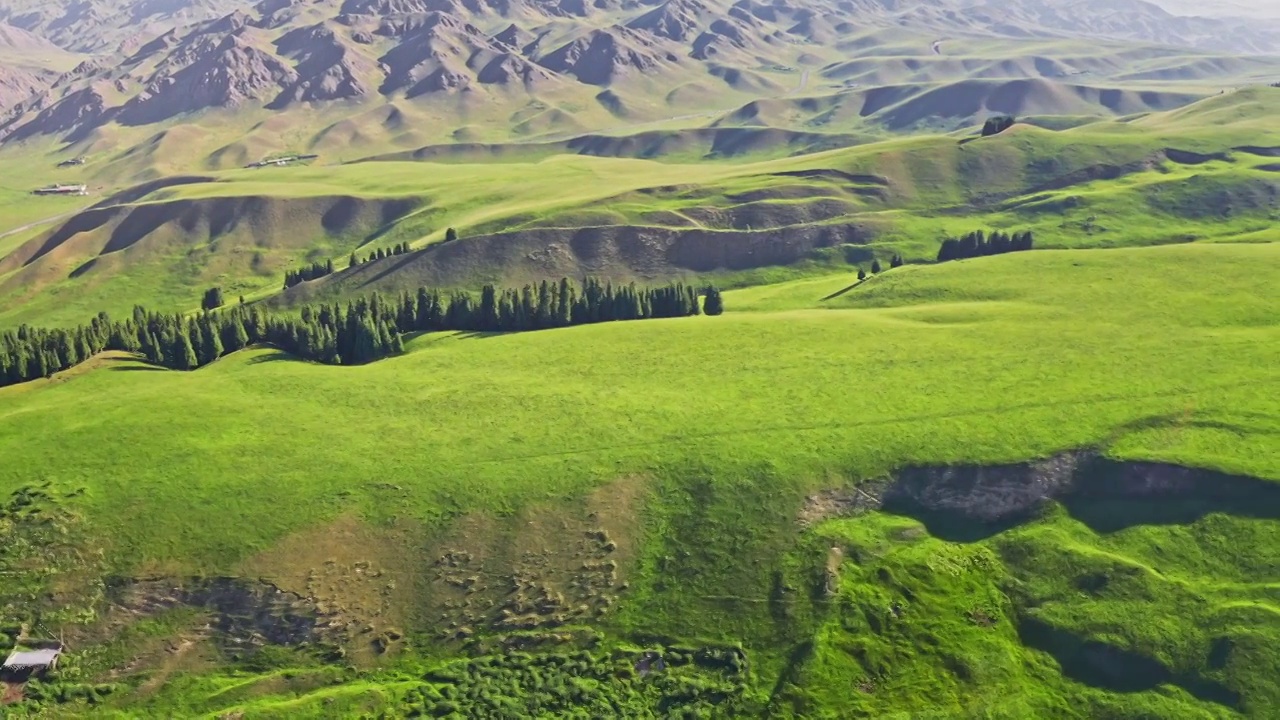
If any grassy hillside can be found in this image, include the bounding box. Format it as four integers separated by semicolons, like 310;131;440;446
0;241;1276;717
0;87;1276;329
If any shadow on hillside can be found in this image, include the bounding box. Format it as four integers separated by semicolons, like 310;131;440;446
108;365;166;373
1064;460;1280;534
1016;616;1240;708
820;279;864;301
880;454;1280;543
246;352;295;365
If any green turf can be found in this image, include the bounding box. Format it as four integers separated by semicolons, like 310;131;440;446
0;241;1276;716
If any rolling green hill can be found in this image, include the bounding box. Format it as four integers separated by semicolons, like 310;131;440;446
1;87;1277;329
0;241;1276;717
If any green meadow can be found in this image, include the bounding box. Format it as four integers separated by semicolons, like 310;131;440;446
1;241;1277;716
0;87;1278;718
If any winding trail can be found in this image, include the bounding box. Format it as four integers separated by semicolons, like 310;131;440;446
0;211;75;241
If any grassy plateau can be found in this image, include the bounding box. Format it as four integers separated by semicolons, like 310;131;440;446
0;81;1277;719
0;239;1276;717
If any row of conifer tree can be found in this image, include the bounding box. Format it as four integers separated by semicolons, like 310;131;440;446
0;278;724;388
936;230;1034;262
349;242;413;267
283;260;335;289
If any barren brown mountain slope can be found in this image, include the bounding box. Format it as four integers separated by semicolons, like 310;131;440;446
0;0;1277;162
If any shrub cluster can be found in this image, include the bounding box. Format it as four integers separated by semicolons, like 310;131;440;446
403;646;747;718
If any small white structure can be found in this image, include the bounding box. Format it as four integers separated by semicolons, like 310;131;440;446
32;184;87;196
3;647;61;673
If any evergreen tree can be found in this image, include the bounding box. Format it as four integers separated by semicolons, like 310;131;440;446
479;285;500;331
556;278;572;327
349;252;359;268
891;254;904;268
171;333;197;371
871;259;883;274
199;319;223;365
143;332;163;365
703;287;724;316
202;287;224;311
857;267;867;281
445;227;458;243
225;316;250;352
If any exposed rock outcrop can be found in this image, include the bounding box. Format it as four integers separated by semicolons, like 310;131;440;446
120;34;298;124
377;12;497;95
626;0;712;42
271;24;375;106
538;28;673;86
1;84;117;142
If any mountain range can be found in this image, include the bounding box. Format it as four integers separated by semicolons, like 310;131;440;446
0;0;1278;178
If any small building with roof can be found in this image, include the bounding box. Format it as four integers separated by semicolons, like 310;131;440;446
2;647;61;674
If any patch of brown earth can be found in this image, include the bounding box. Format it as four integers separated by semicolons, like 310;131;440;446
423;476;650;647
238;514;428;664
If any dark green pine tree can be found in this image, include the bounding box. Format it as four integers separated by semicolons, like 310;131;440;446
415;288;433;330
349;252;359;268
871;259;883;274
536;281;552;329
144;331;163;365
703;287;724;316
202;287;224;311
556;278;572;327
32;349;49;378
58;333;80;367
858;267;868;281
445;227;458;243
479;285;500;331
199;319;223;365
172;332;198;371
230;315;251;352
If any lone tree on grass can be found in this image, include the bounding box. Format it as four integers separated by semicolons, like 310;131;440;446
702;287;724;316
871;259;883;274
857;267;867;281
890;254;904;268
201;287;224;311
445;227;458;243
